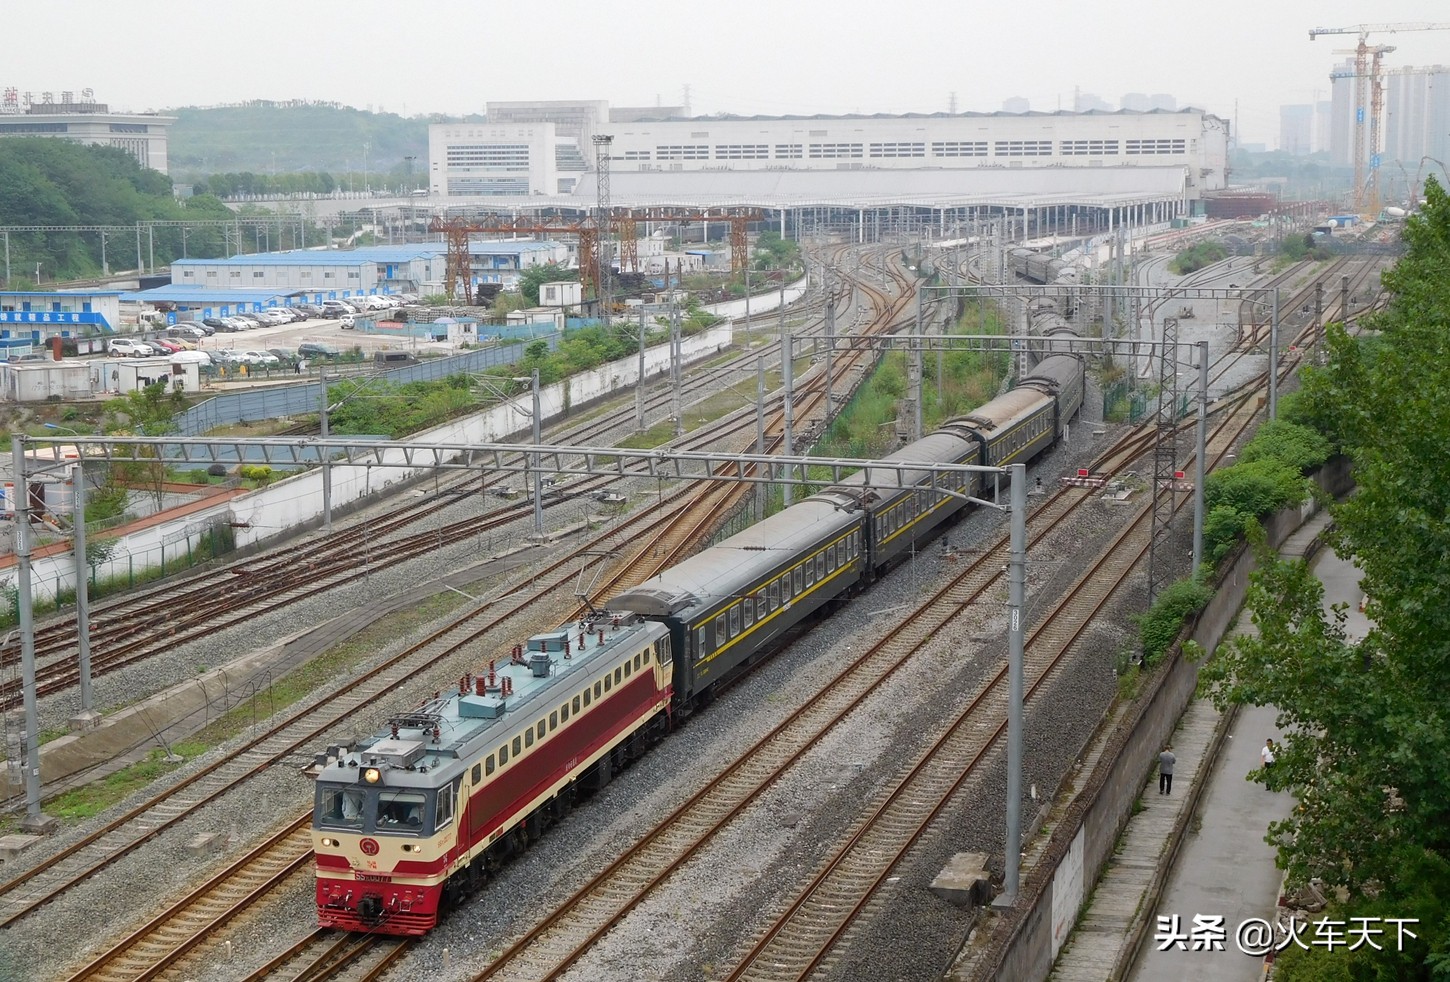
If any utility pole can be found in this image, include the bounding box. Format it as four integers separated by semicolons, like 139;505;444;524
636;306;647;432
319;370;332;533
669;261;683;438
528;369;543;538
11;437;54;833
781;277;794;508
71;460;96;726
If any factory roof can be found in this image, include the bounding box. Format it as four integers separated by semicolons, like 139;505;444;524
118;286;296;303
168;241;561;268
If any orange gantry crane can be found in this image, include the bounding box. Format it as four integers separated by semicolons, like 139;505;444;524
428;208;765;303
1310;22;1450;215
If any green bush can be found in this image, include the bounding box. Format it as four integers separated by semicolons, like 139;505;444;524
1137;577;1215;663
1204;458;1308;516
238;464;274;483
1238;418;1332;473
1203;505;1251;564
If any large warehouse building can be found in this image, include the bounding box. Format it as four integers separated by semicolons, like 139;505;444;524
427;106;1230;219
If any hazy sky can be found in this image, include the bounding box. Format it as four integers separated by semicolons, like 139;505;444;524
7;0;1449;148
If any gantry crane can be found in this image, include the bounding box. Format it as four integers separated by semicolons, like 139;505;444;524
1310;22;1450;214
429;208;766;303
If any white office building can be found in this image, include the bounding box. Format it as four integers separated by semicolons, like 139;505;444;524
0;92;174;173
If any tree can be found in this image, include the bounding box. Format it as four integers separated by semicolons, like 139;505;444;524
517;262;575;306
1199;175;1450;977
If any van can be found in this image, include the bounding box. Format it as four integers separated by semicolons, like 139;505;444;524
373;351;420;368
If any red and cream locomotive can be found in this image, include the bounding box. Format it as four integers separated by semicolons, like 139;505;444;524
310;610;672;934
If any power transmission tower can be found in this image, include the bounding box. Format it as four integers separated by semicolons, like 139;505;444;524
1148;316;1182;602
592;134;613;328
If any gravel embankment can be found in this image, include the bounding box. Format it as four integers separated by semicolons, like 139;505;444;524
5;370;1179;982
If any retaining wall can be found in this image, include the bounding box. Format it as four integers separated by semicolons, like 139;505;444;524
971;457;1353;981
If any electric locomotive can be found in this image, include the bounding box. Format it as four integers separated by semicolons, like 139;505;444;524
310;610;672;935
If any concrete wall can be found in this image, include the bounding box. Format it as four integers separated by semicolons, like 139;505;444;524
976;458;1353;981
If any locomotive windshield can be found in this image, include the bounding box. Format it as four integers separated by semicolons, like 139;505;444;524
314;783;430;835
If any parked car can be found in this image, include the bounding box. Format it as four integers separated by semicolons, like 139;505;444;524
293;303;324;318
216;318;247;333
148;338;184;354
297;341;342;358
277;307;307;322
266;347;298;364
240;349;281;367
339;314;356;329
320;301;355;318
202;317;228;332
109;337;155;357
171;324;208;338
237;315;267;330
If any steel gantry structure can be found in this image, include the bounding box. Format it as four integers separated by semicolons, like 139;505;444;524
7;431;1033;868
427;208;766;304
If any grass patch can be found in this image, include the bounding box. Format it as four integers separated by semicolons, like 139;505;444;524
40;588;472;824
48;748;196;821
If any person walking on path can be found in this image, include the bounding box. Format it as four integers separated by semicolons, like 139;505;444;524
1158;746;1176;795
1261;738;1276;770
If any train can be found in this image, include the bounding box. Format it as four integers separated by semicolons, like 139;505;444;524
1009;246;1086;288
309;354;1086;936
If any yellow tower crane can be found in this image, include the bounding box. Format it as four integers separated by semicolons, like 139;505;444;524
1310;22;1450;216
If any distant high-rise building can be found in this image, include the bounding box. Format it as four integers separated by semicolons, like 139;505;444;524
1329;59;1359;169
1384;67;1450;184
1121;93;1150;111
1280;104;1314;155
1314;100;1332;154
1001;96;1030;113
1074;90;1113;112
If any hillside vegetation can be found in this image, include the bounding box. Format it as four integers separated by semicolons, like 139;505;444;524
168;103;441;183
0;139;235;283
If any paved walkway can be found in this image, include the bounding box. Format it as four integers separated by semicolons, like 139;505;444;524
1051;511;1360;982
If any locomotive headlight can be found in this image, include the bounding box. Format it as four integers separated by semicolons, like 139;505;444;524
363;767;382;784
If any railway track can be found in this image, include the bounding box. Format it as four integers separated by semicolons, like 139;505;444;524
0;252;897;712
449;382;1261;981
8;259;916;972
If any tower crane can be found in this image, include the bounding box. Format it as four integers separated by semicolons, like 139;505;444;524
1309;22;1450;215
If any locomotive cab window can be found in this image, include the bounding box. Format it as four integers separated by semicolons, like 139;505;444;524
472;763;482;783
377;789;426;832
316;785;366;830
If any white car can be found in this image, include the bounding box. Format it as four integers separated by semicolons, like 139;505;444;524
240;349;281;367
109;337;155;357
254;310;288;327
